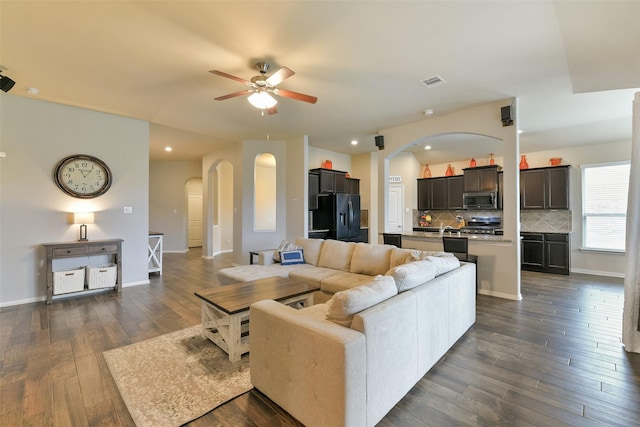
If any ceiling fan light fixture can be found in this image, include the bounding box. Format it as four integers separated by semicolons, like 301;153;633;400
248;92;277;109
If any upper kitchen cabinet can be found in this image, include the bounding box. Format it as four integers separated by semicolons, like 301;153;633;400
310;168;348;194
345;177;360;195
447;175;464;210
417;178;431;210
463;165;500;192
521;165;570;210
417;176;462;211
309;171;319;210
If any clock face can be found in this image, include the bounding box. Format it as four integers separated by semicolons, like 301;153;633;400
54;154;112;198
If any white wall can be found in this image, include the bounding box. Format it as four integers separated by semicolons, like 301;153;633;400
0;94;150;306
309;146;351;173
149;160;201;252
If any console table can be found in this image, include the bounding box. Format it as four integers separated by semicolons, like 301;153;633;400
43;239;123;304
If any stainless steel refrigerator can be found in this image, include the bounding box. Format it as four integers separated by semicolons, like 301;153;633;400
314;194;361;242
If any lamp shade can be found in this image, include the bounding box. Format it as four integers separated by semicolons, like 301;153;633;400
248;92;277;109
72;212;94;225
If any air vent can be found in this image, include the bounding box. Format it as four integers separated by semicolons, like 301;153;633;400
420;75;447;88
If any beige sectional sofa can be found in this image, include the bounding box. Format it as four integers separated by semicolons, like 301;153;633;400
218;237;462;303
218;238;476;427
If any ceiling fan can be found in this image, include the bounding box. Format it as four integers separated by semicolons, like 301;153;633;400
209;62;318;115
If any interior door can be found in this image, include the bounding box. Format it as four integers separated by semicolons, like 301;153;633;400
388;184;404;233
188;194;203;248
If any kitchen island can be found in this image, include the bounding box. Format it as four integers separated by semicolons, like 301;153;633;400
392;231;521;300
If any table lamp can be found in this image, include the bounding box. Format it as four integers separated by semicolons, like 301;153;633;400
72;212;94;241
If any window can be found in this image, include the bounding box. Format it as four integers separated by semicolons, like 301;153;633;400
582;161;630;251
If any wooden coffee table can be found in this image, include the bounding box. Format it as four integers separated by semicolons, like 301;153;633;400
194;277;319;362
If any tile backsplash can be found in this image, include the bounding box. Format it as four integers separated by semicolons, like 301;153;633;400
520;210;572;233
413;209;572;233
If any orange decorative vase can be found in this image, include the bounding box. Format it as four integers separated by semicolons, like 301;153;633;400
519;155;529;170
422;164;432;178
325;159;332;169
470;158;477;167
445;164;454;176
489;153;495;165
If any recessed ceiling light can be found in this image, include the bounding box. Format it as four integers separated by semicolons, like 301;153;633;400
27;87;39;95
425;145;432;150
351;140;358;145
424;109;434;116
518;129;523;134
165;147;172;152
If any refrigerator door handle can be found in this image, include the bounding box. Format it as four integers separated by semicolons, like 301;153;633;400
348;200;354;228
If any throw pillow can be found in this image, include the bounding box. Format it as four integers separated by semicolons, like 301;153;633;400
280;249;305;265
326;275;397;327
385;260;437;292
273;240;301;263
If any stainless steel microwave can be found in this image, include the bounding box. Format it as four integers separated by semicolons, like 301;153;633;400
463;192;497;210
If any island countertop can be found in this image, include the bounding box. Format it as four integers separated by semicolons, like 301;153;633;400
398;231;515;243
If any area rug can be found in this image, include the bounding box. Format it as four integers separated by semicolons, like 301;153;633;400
103;325;252;427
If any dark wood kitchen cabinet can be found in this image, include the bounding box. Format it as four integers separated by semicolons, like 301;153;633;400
497;171;504;210
430;177;448;210
345;177;360;195
447;175;464;210
310;168;347;194
418;176;463;211
520;166;570;210
521;232;569;275
463;165;499;192
417;178;431;210
308;172;319;210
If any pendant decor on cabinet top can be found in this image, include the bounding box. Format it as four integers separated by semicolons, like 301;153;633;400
445;164;454;176
422;164;432;178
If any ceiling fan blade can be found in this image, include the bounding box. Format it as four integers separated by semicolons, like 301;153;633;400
209;70;251;85
267;106;278;115
265;67;295;86
214;89;252;101
275;88;318;104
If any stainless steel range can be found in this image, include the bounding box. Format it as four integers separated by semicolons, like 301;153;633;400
460;216;501;235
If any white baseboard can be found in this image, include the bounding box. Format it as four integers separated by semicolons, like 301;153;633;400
478;289;523;301
0;295;46;307
570;268;625;278
202;249;233;259
164;250;188;254
0;280;150;307
123;280;150;288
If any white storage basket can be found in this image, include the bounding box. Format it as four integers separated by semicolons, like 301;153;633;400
87;263;117;289
53;267;86;295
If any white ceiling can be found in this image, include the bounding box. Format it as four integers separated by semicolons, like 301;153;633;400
2;1;639;163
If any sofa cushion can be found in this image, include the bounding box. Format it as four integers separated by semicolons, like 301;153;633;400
295;237;324;266
273;240;301;263
424;255;460;276
289;266;343;287
385;260;437;292
389;248;422;268
350;243;394;276
320;272;378;294
317;240;356;272
217;263;312;285
325;275;397;327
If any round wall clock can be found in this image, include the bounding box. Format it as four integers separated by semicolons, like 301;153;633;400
54;154;112;198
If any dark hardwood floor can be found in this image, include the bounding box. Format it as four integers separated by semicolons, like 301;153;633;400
1;248;639;426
